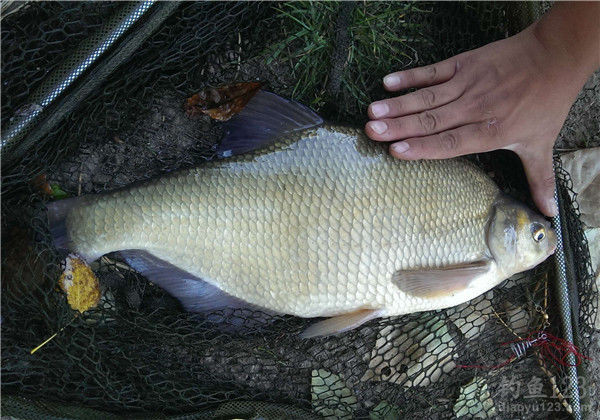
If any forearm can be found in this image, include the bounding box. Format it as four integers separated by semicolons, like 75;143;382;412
531;2;600;82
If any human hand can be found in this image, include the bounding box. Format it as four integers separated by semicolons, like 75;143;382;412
365;4;600;217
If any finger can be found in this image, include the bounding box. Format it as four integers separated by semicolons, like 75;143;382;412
366;99;471;142
387;120;505;160
383;58;459;91
519;149;558;217
368;81;464;119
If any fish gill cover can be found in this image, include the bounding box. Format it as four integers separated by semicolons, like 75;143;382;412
1;2;597;419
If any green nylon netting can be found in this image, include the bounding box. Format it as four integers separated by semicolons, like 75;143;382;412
1;2;596;419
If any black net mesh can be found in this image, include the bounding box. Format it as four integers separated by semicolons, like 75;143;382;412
1;2;596;419
1;2;118;128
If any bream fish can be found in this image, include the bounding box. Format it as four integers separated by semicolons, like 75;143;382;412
48;91;557;337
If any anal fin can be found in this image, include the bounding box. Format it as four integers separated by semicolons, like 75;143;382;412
300;309;383;339
120;249;258;313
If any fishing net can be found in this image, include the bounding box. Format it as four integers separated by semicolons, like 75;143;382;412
1;2;596;419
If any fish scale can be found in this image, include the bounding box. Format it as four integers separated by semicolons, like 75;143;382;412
66;125;498;317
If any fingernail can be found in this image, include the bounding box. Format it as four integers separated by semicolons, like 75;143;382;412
370;102;388;118
546;198;558;217
369;121;387;134
392;141;409;154
383;74;401;88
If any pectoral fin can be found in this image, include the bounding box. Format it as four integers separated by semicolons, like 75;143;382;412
300;309;383;339
392;260;491;299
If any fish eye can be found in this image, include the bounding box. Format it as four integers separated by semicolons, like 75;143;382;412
531;223;546;242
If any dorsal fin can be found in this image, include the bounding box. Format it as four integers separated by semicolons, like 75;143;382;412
217;90;323;158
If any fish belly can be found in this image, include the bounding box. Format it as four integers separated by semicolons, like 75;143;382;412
65;126;500;317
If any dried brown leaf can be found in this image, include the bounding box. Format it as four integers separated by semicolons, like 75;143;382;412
31;174;53;196
185;82;262;121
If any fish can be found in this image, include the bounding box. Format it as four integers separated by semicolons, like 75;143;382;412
47;90;557;338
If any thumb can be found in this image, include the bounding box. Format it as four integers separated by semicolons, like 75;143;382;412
519;149;558;217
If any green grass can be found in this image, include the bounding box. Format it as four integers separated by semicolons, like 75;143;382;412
266;2;336;108
265;1;433;119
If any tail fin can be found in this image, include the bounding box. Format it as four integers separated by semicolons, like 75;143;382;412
46;197;79;250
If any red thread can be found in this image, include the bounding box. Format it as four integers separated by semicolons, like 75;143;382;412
457;331;591;370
